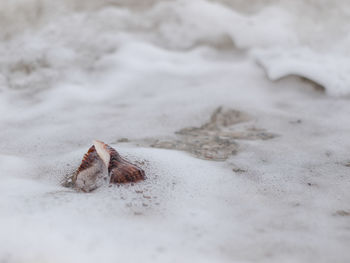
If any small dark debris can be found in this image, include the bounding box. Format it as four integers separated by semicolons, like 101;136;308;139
134;212;143;216
334;210;350;217
117;138;129;143
232;167;246;173
307;182;317;187
289;119;302;124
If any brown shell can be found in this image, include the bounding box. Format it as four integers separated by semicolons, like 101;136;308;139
105;144;145;183
73;142;145;187
78;146;98;171
72;145;100;184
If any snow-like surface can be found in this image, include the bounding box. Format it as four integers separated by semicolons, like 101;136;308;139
0;0;350;262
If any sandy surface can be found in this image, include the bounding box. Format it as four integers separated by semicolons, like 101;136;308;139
1;1;350;262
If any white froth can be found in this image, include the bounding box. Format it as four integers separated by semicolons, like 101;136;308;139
0;1;350;263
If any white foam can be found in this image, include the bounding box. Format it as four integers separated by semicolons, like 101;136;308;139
0;1;350;262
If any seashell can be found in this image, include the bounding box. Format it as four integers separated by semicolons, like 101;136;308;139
72;140;145;192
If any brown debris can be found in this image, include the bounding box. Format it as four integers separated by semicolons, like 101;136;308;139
148;107;277;161
334;210;350;217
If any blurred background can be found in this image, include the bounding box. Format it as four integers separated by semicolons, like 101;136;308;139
0;1;350;262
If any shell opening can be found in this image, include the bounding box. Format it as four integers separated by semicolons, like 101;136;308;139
93;140;111;168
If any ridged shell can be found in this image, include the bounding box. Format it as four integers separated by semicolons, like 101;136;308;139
97;141;145;183
107;146;146;183
73;141;145;192
74;145;99;176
